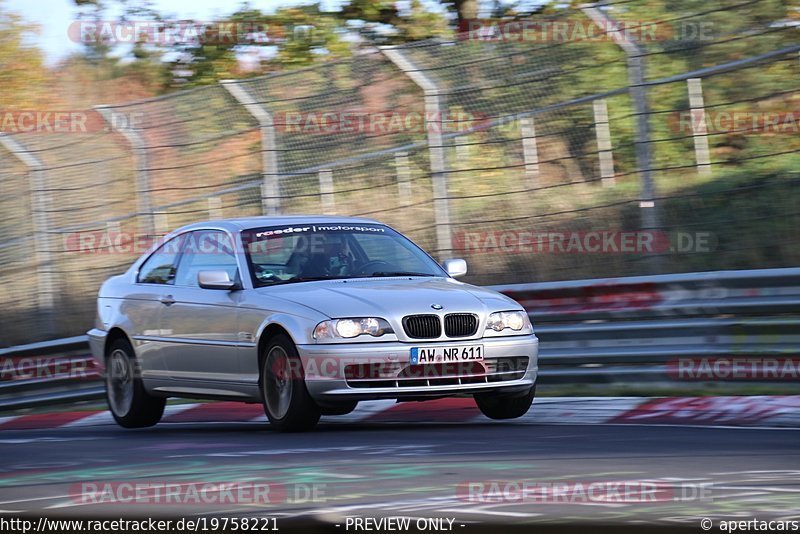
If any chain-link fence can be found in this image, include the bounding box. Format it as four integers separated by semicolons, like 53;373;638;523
1;0;798;346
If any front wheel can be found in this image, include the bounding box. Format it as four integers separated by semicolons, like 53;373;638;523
260;334;321;432
105;337;165;428
474;385;535;420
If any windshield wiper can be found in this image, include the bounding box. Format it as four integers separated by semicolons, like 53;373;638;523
369;271;436;277
260;273;435;287
260;275;351;286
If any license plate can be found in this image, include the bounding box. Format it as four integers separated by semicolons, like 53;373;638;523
410;345;484;365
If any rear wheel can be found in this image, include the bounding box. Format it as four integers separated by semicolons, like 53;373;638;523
474;385;535;420
260;334;321;432
105;337;165;428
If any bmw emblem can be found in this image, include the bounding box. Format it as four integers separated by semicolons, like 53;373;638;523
431;303;443;310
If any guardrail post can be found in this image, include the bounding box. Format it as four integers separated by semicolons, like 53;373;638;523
687;78;712;176
382;46;453;259
520;117;540;185
95;106;155;238
0;134;57;337
221;80;281;216
319;169;335;214
582;5;661;270
592;99;615;186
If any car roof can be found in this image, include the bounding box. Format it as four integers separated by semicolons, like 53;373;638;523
173;215;384;233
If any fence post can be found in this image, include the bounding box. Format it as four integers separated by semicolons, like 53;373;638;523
382;46;453;259
592;99;616;185
520;117;540;184
582;5;661;270
221;80;281;216
687;78;712;176
95;106;155;238
319;169;335;214
394;151;413;204
0;134;56;337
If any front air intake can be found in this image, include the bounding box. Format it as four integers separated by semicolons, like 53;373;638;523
402;314;442;339
444;313;478;337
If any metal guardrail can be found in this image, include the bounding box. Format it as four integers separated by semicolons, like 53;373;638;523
0;336;103;410
497;267;800;384
1;267;798;411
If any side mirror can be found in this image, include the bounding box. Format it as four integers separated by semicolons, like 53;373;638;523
198;270;238;290
442;258;468;278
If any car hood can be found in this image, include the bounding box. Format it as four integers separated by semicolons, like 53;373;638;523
253;277;520;319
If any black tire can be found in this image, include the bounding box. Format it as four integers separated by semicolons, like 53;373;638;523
474;385;536;420
105;337;166;428
318;402;358;416
260;334;321;432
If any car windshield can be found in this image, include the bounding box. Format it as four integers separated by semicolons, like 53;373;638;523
242;223;446;287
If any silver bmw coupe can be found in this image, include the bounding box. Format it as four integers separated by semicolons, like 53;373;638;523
88;216;539;431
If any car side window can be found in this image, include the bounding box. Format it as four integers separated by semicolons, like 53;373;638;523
174;230;239;287
137;235;184;284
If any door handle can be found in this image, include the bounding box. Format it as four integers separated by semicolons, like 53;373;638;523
159;295;176;306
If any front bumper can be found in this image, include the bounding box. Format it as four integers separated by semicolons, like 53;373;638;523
297;334;538;401
87;328;108;366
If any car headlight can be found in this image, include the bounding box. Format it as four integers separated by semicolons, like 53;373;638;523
486;311;531;333
313;318;393;341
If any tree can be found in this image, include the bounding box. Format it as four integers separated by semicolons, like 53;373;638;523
340;0;450;43
64;0;171;98
0;3;49;108
447;0;478;26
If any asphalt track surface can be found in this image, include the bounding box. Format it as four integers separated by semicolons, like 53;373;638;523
0;417;798;532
